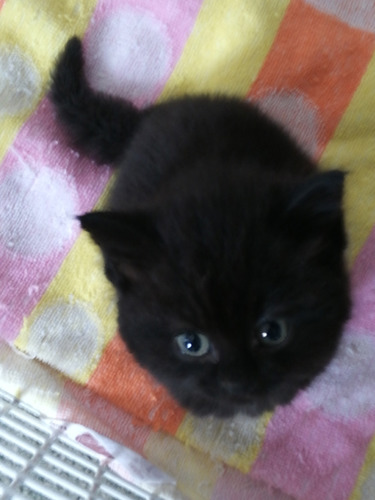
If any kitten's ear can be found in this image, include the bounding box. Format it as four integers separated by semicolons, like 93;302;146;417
78;211;160;273
286;170;346;234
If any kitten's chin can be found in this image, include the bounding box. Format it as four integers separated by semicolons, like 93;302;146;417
173;390;283;419
184;399;274;419
170;379;306;418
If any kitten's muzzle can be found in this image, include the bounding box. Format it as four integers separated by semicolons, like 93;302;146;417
220;379;255;400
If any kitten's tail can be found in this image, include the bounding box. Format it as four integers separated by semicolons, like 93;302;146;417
50;37;143;164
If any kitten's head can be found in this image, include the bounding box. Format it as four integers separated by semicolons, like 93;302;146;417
79;166;350;417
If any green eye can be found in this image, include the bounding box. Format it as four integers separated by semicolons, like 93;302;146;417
176;332;211;357
256;319;288;346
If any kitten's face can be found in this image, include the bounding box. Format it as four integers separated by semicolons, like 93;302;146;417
79;168;350;417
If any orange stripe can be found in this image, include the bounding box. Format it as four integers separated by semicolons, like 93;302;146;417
87;335;186;434
0;0;5;10
249;0;375;156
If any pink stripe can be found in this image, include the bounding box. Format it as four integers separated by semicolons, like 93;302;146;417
250;397;371;500
0;99;111;341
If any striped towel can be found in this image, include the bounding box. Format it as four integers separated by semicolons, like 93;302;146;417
1;1;375;498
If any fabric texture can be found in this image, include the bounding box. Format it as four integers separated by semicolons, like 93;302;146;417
1;0;375;498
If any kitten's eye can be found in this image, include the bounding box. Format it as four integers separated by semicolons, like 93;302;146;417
256;319;288;346
175;332;211;357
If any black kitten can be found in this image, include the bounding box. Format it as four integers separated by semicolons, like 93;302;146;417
51;37;350;417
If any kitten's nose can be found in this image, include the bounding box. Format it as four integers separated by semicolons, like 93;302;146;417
221;379;253;397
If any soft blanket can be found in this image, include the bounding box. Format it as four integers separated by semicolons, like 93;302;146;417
1;1;375;499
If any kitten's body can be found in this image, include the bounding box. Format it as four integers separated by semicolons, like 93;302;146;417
51;38;350;417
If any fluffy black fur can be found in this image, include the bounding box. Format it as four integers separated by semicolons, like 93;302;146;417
51;37;351;417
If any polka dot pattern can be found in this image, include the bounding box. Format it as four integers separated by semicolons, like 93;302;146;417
305;0;375;33
0;45;41;116
360;468;375;500
0;164;77;257
0;97;112;342
306;333;375;419
27;301;102;379
2;0;375;497
177;413;269;473
85;6;172;105
254;91;320;157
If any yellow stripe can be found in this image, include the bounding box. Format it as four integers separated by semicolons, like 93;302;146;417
349;434;375;500
144;431;222;500
176;412;271;473
15;180;117;384
0;0;97;160
160;0;290;99
320;52;375;265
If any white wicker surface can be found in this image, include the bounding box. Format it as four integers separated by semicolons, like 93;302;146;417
0;389;165;500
